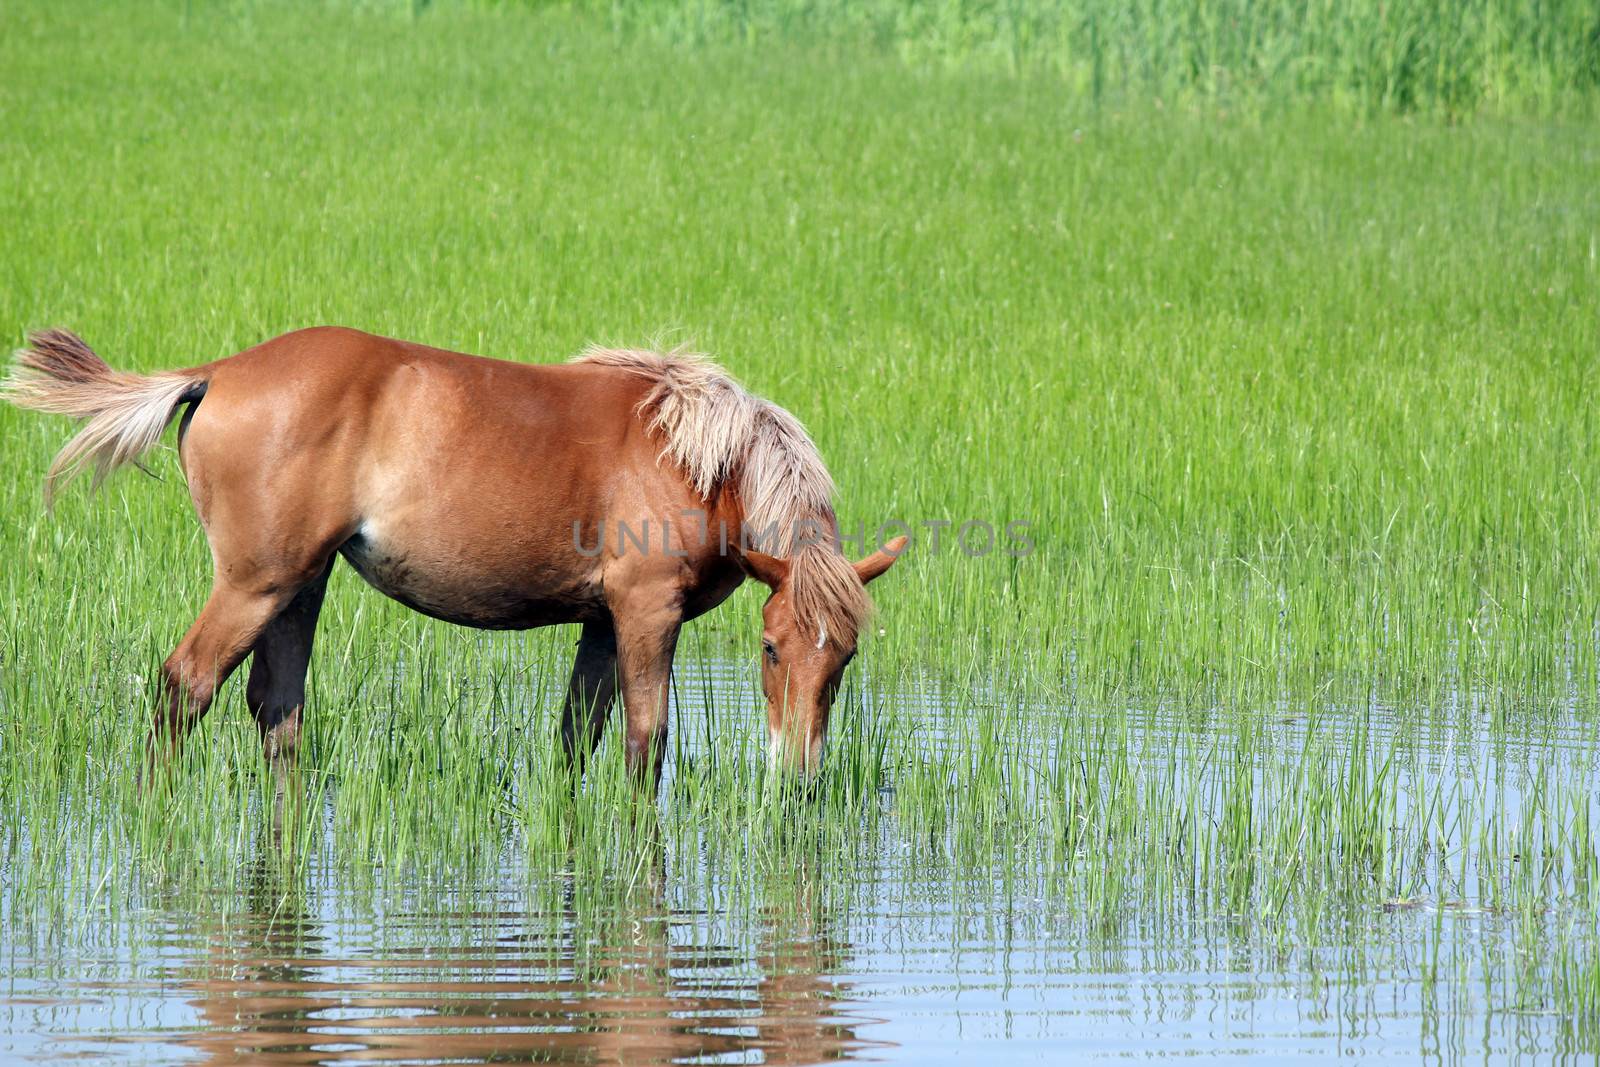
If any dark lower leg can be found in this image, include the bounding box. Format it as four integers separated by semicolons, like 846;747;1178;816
560;621;618;770
246;570;330;768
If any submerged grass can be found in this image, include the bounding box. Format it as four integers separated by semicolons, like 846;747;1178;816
1;0;1599;1056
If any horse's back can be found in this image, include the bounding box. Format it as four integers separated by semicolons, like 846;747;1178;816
199;326;638;425
185;326;649;492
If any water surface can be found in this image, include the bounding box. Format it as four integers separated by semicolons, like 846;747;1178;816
4;665;1597;1064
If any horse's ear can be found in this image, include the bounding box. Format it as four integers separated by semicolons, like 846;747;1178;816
740;549;790;590
854;535;909;585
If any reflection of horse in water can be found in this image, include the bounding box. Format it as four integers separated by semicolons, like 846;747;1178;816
171;850;886;1065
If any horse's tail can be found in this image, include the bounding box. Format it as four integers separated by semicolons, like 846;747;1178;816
2;329;212;505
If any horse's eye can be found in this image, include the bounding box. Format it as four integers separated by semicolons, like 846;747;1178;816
762;640;779;664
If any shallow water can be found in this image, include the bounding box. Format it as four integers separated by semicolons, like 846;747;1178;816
2;854;1586;1063
3;663;1598;1064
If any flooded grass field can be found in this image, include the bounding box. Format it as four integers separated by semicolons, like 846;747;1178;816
4;0;1600;1062
5;642;1599;1062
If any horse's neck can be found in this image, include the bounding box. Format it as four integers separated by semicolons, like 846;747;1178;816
728;495;839;557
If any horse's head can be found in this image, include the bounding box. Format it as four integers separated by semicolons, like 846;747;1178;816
740;535;908;776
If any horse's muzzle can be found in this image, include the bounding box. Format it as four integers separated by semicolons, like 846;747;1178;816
768;725;826;777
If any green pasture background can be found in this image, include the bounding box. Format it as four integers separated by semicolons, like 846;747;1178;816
1;0;1598;714
559;0;1600;114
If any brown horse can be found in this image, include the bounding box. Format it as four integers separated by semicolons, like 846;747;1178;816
3;327;905;786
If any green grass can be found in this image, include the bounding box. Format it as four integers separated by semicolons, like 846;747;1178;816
1;0;1599;1056
552;0;1600;115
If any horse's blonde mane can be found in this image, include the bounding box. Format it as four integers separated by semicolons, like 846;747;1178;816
575;345;871;647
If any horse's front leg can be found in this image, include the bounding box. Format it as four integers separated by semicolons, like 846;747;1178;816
611;604;682;790
559;620;618;771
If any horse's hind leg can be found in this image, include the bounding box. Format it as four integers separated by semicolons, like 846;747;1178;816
559;620;618;771
148;581;296;774
245;561;333;769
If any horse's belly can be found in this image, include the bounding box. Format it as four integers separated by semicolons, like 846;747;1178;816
339;526;598;630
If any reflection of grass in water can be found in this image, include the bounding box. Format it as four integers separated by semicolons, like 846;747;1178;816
0;0;1597;1054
